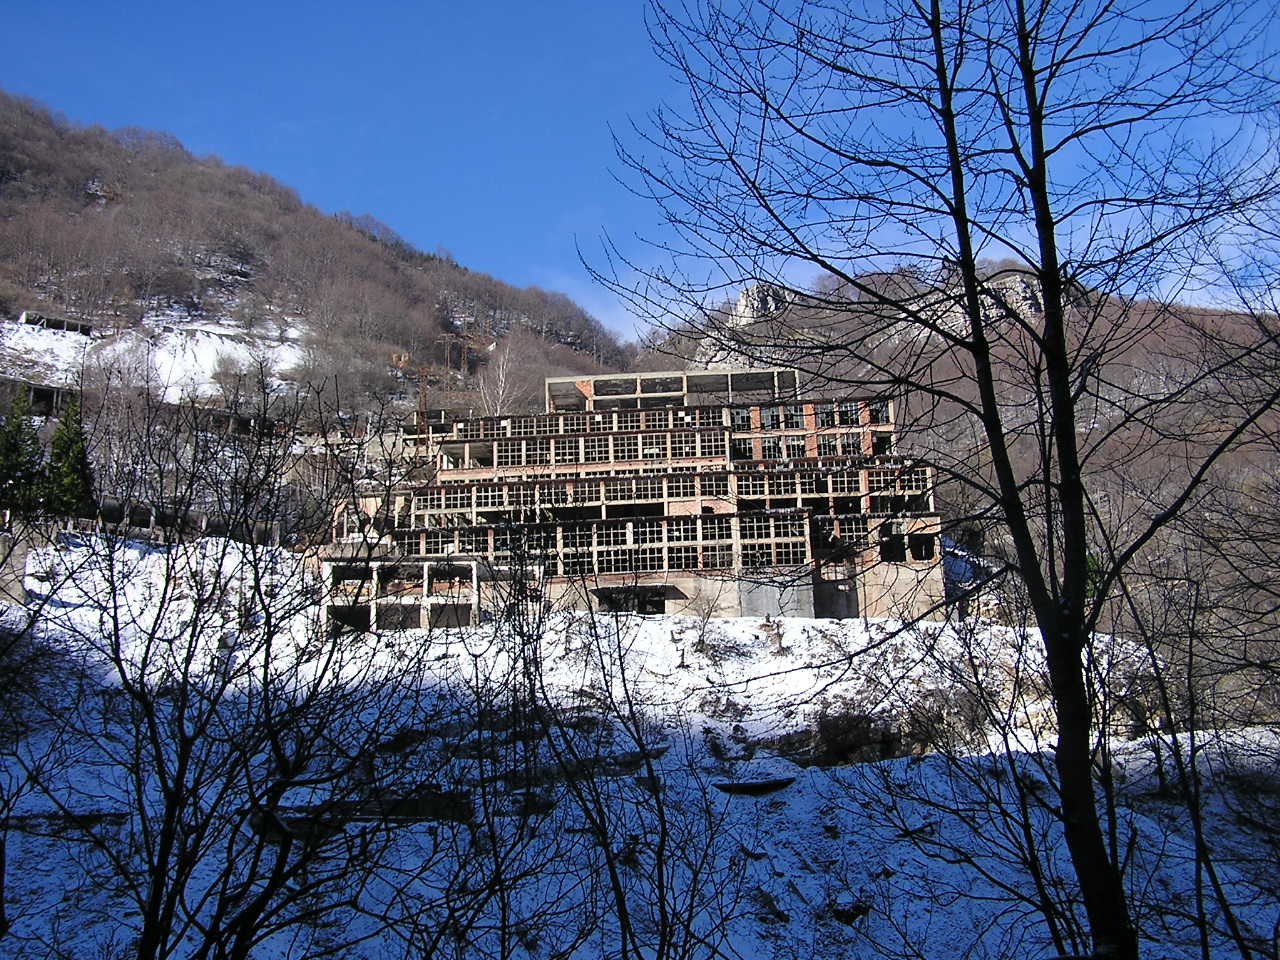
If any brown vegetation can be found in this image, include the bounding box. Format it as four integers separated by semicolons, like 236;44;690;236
0;90;630;405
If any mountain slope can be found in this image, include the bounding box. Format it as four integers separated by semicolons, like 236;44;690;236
0;91;628;405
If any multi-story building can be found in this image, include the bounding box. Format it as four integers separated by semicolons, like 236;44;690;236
324;368;944;629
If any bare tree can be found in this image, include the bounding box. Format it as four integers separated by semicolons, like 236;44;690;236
3;375;663;959
477;329;543;416
593;2;1280;957
0;381;473;960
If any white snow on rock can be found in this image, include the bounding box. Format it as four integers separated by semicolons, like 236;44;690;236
0;315;305;401
0;320;92;385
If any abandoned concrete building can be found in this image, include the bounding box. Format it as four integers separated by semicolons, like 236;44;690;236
324;368;944;629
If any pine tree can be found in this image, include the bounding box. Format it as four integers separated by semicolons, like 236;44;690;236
0;390;46;517
44;396;95;519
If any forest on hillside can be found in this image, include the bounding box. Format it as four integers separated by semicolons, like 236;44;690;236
0;91;631;405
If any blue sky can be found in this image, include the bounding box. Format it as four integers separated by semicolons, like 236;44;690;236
2;1;679;337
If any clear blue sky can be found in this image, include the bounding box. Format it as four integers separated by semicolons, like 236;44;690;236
2;1;678;337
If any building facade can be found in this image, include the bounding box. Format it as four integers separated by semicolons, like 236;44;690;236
325;368;944;629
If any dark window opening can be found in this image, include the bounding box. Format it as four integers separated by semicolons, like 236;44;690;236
879;535;907;563
329;605;371;632
429;603;472;628
909;534;936;561
871;495;906;514
595;587;666;615
604;502;663;519
378;603;420;630
594;377;639;396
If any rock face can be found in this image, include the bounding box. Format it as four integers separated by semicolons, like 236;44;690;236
733;284;791;327
692;271;1053;371
693;283;797;368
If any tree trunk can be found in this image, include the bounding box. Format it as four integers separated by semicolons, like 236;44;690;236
1044;621;1139;959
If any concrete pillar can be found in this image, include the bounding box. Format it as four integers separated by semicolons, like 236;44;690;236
0;531;29;606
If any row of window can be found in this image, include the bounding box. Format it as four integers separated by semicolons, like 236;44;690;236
563;543;735;575
815;432;897;457
738;514;807;540
744;405;806;430
399;515;804;554
452;429;899;468
414;474;735;512
815;399;890;427
447;399;893;441
564;541;807;573
867;466;931;492
409;467;932;517
483;432;730;466
409;493;933;534
879;533;937;562
733;437;806;461
455;407;729;440
742;541;809;567
814;515;871;547
392;527;933;568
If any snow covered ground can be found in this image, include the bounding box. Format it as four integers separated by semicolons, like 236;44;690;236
0;321;92;387
0;311;305;403
2;534;1276;959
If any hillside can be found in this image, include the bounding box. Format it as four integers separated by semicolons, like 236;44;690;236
0;91;630;407
3;532;1276;959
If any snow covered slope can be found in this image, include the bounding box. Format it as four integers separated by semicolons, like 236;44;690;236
0;310;305;402
2;534;1276;959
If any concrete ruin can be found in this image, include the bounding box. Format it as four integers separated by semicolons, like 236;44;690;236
322;368;945;628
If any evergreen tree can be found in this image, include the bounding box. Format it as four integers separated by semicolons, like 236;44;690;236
44;396;95;519
0;390;45;517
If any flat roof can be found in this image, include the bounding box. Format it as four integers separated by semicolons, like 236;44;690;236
544;368;800;411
